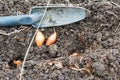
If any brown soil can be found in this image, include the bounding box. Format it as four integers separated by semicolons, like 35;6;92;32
0;0;120;80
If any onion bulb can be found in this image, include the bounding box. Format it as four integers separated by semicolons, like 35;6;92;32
35;30;45;47
46;30;57;46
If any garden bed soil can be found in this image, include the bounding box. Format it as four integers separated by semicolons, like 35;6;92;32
0;0;120;80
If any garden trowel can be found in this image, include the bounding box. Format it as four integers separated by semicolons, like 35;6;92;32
0;5;90;28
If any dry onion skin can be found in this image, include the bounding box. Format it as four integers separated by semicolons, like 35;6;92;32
46;30;57;46
35;30;45;47
14;60;22;68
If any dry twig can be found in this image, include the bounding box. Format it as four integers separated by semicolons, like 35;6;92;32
70;64;92;75
110;0;120;7
106;11;120;19
19;0;51;80
115;23;120;32
0;29;24;35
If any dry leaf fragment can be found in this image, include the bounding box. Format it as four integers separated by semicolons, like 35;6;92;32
71;53;79;57
69;52;83;63
70;52;82;58
46;30;57;46
47;59;63;69
54;61;63;69
35;30;45;47
14;60;22;68
47;60;54;66
84;63;92;74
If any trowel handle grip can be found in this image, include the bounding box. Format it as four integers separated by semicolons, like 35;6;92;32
0;14;41;27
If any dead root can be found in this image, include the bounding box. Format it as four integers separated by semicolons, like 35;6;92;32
70;64;92;75
0;26;27;36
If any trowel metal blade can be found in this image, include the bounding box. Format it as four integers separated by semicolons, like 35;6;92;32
30;6;90;28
